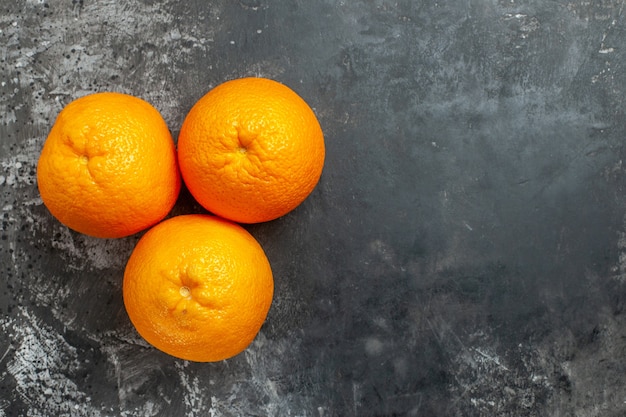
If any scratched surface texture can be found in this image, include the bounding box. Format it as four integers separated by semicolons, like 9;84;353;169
2;0;626;416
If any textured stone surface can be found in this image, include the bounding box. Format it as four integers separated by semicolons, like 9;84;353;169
2;0;626;415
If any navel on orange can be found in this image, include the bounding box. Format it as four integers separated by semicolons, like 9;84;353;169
177;77;325;223
37;92;181;238
122;214;274;362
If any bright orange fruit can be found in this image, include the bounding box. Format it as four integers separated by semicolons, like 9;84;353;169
177;77;325;223
36;92;181;238
123;214;274;362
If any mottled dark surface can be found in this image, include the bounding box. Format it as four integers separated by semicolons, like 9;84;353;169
2;0;626;416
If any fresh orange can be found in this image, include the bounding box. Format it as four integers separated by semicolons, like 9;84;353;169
177;77;325;223
122;214;274;362
37;92;181;238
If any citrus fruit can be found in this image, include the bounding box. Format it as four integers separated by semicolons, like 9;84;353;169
177;77;325;223
37;92;181;238
122;214;274;362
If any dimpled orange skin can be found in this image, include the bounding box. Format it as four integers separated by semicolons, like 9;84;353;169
177;77;325;224
36;92;181;238
123;214;274;362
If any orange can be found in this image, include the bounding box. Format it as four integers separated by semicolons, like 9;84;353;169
177;77;325;223
37;92;181;238
122;214;274;362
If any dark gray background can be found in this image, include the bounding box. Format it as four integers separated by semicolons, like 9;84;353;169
2;0;626;416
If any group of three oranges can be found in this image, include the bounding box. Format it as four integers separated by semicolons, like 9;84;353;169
36;77;325;362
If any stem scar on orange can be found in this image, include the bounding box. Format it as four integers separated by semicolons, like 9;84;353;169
36;92;181;238
123;214;274;362
177;77;325;224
